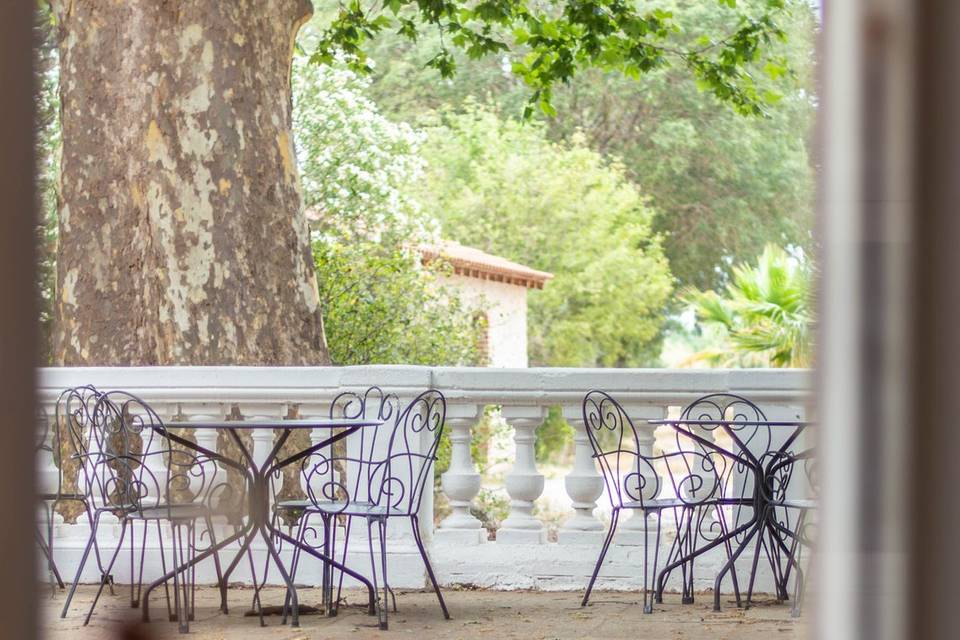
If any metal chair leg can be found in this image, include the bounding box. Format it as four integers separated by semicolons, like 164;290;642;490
378;519;389;630
790;545;806;617
36;524;64;590
366;517;389;630
322;513;332;615
282;514;309;625
335;515;355;616
203;516;226;613
129;519;136;607
131;520;151;609
61;511;101;618
327;514;339;616
84;519;129;626
411;515;450;619
713;522;759;612
155;519;173;621
582;508;620;607
642;508;663;614
745;526;765;607
170;523;188;634
189;523;197;622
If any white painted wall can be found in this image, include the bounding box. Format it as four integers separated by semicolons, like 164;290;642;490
440;273;530;367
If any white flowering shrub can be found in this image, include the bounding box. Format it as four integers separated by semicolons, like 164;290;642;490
292;51;480;366
294;56;432;246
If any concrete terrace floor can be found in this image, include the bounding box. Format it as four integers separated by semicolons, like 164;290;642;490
44;585;808;640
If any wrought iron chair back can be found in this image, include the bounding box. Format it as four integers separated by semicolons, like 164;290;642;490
674;392;814;559
57;385;105;503
76;391;228;519
676;393;772;501
297;386;400;512
765;446;818;543
583;390;725;509
372;389;446;517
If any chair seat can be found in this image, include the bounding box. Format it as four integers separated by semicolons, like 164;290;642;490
276;499;392;518
623;498;690;510
779;498;817;509
40;492;86;502
129;503;213;521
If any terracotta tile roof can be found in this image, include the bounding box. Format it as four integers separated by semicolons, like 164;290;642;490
420;240;553;290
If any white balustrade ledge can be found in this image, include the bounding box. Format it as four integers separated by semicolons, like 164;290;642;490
36;366;811;592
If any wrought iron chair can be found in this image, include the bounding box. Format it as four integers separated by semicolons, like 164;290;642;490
654;392;814;612
765;446;818;616
274;386;398;620
44;386;118;596
580;390;727;613
652;393;771;606
61;390;233;632
278;388;449;629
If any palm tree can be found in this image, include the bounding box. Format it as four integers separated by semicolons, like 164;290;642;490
683;244;813;368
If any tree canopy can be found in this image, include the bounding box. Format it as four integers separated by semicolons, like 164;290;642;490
310;0;795;117
346;0;817;291
416;104;673;366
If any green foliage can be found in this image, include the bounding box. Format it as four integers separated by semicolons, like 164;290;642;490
293;47;482;366
358;0;816;292
416;103;673;366
36;4;59;364
535;406;573;466
473;487;511;533
683;244;813;367
309;0;793;117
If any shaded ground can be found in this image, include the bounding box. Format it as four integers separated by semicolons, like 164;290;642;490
44;585;807;640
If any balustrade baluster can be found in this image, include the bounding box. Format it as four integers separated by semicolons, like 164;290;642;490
37;403;60;497
558;406;604;545
296;401;330;502
497;406;546;544
243;403;283;471
438;404;485;544
180;403;223;501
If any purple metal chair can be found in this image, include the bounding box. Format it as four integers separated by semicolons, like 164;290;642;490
279;389;449;629
38;396;96;592
46;387;115;597
654;393;770;606
61;390;232;632
581;390;726;613
274;386;398;619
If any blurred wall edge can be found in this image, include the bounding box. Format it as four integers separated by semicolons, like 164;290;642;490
0;1;38;639
910;0;960;639
818;1;960;639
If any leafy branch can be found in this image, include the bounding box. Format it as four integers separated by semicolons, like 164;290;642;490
310;0;791;116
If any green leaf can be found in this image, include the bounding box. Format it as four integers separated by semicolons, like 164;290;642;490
762;89;783;104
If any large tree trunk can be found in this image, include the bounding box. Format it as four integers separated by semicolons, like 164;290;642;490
52;0;329;365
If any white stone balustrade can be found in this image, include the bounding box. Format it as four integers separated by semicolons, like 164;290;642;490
498;406;547;543
36;365;810;591
558;407;604;544
178;403;221;501
437;403;485;544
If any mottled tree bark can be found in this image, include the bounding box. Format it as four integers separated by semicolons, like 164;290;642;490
53;0;329;365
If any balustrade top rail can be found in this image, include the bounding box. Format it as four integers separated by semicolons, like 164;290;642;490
37;366;812;409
